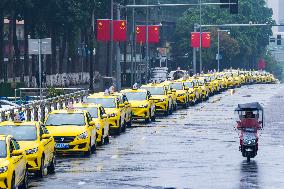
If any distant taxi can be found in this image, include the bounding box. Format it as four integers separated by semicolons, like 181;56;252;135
73;103;110;146
45;109;97;156
121;88;156;123
141;83;173;115
87;93;126;134
0;121;55;177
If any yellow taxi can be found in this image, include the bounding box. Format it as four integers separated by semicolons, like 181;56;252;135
183;79;202;103
120;88;156;123
0;121;55;177
169;81;195;107
160;81;178;111
87;93;126;134
195;78;210;100
110;92;132;127
45;109;97;156
141;83;173;115
73;103;110;146
0;135;28;189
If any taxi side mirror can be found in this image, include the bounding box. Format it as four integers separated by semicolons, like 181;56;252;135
89;121;96;126
119;104;125;108
42;134;52;140
124;101;129;105
171;89;176;92
12;149;24;156
101;114;108;119
184;87;189;90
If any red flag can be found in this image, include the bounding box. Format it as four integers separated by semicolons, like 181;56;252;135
136;25;146;44
202;32;211;48
148;25;160;43
97;19;111;42
191;32;200;48
113;20;127;42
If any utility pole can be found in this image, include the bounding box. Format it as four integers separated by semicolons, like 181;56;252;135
110;0;114;77
217;29;230;72
145;0;149;84
193;24;198;75
199;0;202;73
89;5;95;92
116;5;122;91
130;0;135;86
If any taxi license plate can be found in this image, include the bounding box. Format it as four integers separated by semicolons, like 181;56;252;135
55;143;69;149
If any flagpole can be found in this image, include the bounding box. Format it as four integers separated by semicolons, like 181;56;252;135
110;0;114;77
131;0;136;86
199;0;202;73
145;0;149;84
116;5;122;90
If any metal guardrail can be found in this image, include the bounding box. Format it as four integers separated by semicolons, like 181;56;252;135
0;90;89;123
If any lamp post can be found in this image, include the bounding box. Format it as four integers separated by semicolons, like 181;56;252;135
217;29;230;72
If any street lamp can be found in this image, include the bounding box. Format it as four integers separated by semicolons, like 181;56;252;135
217;29;230;72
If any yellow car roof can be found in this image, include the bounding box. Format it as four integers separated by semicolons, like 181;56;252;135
73;103;101;108
88;94;116;99
49;109;86;114
141;83;164;88
0;121;39;127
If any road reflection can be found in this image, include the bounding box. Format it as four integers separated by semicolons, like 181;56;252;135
239;160;259;189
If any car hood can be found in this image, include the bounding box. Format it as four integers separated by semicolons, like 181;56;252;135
104;108;119;114
45;126;86;136
129;100;148;107
17;141;38;150
151;95;167;100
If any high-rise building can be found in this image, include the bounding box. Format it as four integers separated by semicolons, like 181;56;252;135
266;0;280;32
279;0;284;32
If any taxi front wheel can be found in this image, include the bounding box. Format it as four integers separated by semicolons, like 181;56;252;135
19;168;28;189
47;155;56;174
36;156;45;178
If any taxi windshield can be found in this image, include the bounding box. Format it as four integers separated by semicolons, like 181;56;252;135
76;107;98;118
0;126;37;141
0;141;7;158
184;82;194;88
170;83;183;90
124;92;147;101
86;98;116;108
46;113;86;126
141;87;165;95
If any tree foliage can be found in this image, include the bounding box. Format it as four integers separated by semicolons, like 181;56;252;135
174;0;275;72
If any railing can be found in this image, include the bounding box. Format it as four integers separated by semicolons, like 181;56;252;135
0;90;89;123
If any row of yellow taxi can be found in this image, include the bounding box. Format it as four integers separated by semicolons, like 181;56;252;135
0;70;277;188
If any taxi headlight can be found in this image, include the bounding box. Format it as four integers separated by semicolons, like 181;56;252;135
108;113;117;117
138;104;148;108
26;147;39;155
0;166;8;174
177;94;185;97
78;131;88;139
159;99;165;102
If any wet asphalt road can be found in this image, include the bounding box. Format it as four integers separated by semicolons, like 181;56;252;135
30;84;284;189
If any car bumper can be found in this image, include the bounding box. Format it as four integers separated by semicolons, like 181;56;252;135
108;117;120;129
131;107;149;119
176;96;187;104
26;154;42;171
55;138;91;153
154;101;167;112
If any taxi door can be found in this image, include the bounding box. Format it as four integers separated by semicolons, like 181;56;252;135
40;124;54;164
10;139;25;185
99;107;109;138
86;113;97;147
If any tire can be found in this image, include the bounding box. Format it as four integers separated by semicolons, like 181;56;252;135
98;135;104;146
151;111;156;122
19;168;28;189
164;103;170;116
247;156;250;163
121;122;126;133
169;104;173;115
36;156;45;178
47;155;56;174
84;141;92;157
11;173;16;189
104;135;110;144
